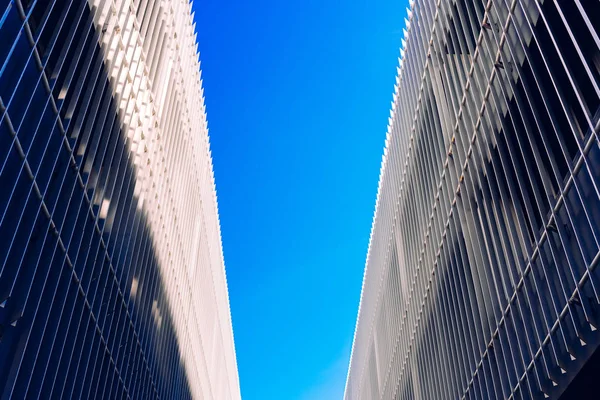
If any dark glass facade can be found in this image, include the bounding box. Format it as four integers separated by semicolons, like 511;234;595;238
0;0;240;399
345;0;600;399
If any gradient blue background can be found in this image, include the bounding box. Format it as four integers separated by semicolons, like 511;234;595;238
192;1;407;398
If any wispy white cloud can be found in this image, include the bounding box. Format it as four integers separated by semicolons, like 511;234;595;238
297;345;351;400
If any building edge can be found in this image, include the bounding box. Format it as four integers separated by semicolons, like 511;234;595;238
343;1;416;398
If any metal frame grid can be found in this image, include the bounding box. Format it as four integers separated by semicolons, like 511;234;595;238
345;0;600;399
0;0;240;398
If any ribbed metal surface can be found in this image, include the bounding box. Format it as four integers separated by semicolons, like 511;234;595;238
0;0;240;398
345;0;600;399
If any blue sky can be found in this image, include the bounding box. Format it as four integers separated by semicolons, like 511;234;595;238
192;1;407;398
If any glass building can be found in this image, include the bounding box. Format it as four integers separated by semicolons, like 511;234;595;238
345;0;599;399
0;0;240;398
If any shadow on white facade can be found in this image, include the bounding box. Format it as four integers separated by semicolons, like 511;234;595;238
0;0;240;398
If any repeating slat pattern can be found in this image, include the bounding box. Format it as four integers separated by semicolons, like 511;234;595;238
345;0;600;399
0;0;240;398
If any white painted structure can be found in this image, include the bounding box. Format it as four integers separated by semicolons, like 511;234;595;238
87;1;241;398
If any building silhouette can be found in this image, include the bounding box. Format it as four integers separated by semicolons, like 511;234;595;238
0;0;240;398
345;0;600;399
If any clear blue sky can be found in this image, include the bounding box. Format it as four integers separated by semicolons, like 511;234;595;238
191;1;407;399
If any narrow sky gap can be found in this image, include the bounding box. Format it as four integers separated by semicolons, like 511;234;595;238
192;0;407;398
